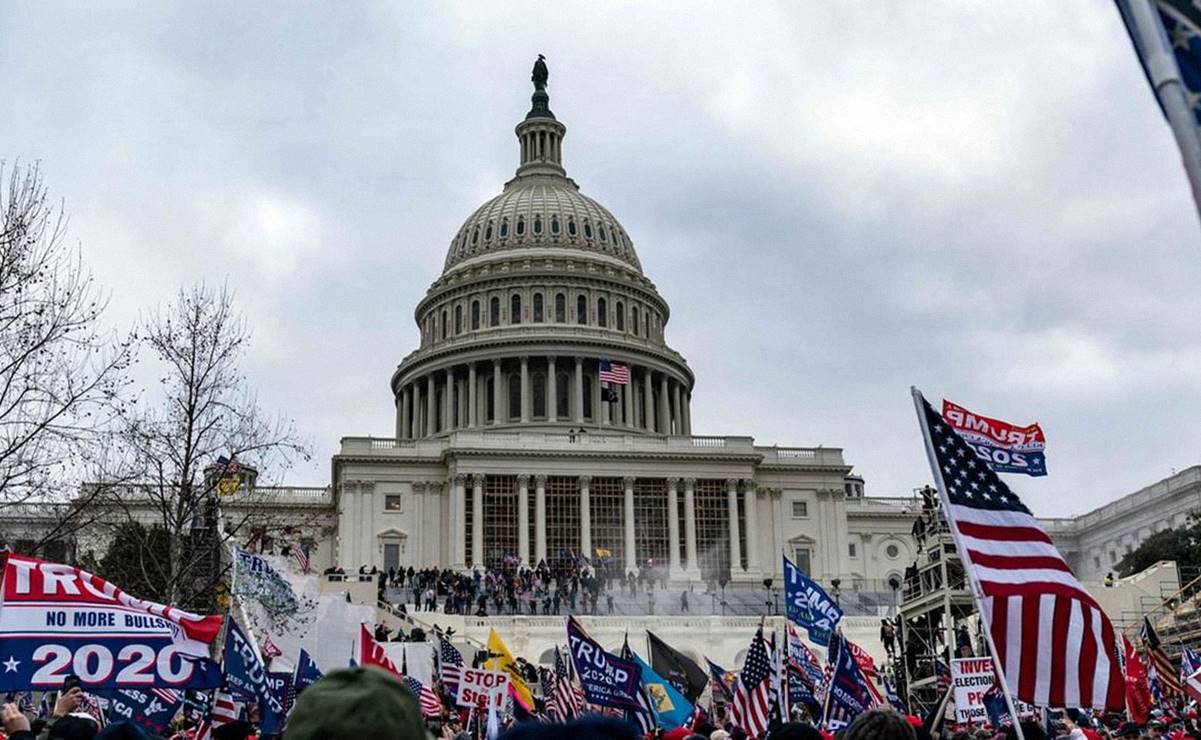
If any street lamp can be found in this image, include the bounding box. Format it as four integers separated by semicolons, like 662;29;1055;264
762;577;778;616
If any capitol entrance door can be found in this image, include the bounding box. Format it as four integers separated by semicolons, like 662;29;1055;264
384;543;401;572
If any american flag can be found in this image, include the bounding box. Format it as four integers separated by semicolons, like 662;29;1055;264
546;647;582;722
731;627;773;738
292;542;312;574
598;360;630;385
621;639;657;733
437;633;465;698
916;393;1125;711
406;676;444;719
1142;617;1182;700
1183;647;1201;704
151;688;183;706
211;690;239;727
934;658;952;691
75;691;108;728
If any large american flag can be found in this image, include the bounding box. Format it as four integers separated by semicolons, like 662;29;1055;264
731;627;773;738
546;647;583;722
406;676;444;719
916;393;1125;711
292;542;311;574
1143;617;1182;701
437;633;465;698
598;360;630;385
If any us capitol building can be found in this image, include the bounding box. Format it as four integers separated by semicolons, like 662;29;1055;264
327;64;917;590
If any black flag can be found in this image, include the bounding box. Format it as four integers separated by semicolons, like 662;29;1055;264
647;630;707;703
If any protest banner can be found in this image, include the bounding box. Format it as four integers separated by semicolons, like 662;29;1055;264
456;667;510;709
0;554;222;690
951;657;993;725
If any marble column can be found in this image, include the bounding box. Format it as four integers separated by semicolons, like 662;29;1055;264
412;482;425;567
520;357;530;423
450;476;465;567
360;481;374;568
643;370;655;433
667;477;682;575
672;383;683;435
468;363;477;428
623;476;636;574
534;475;547;564
623;383;633;428
471;474;484;568
547;357;557;423
579;475;592;559
744;480;761;575
727;478;743;576
444;367;454;431
398;387;408;439
683;478;700;578
595;367;606;426
492;360;502;425
517;474;530;566
682;391;691;435
412;382;423;438
574;357;584;423
426;375;436;436
659;375;671;435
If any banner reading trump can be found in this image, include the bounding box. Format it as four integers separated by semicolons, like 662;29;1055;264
941;399;1046;477
566;616;642;710
783;555;842;645
0;554;223;691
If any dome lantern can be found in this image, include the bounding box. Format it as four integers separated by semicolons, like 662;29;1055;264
515;55;567;178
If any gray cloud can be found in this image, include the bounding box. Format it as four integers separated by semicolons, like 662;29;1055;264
0;1;1197;516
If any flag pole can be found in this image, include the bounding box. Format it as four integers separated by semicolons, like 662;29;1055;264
1124;0;1201;224
910;387;1025;740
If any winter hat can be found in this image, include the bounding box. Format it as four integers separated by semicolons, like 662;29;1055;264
284;666;427;740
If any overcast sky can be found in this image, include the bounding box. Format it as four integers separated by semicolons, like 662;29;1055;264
1;2;1197;518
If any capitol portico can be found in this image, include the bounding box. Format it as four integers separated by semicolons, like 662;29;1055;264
330;62;918;589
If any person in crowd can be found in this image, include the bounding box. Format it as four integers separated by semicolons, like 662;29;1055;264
881;618;896;659
681;589;690;613
285;667;426;740
842;709;916;740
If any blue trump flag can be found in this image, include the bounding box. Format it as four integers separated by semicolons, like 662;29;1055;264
223;618;288;734
565;616;643;710
632;653;693;730
293;648;324;697
104;689;183;736
822;632;872;729
783;555;843;645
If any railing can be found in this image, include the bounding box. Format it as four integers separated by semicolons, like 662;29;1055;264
341;432;783;457
398;325;693;369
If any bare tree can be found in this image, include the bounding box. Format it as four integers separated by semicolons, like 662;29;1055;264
104;282;314;609
0;162;131;524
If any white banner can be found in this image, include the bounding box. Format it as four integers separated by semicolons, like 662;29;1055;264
456;668;510;710
951;657;993;725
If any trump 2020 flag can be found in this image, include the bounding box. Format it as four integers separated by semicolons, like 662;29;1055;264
565;617;643;710
293;648;324;698
0;553;222;690
105;688;183;736
223;618;287;733
782;555;842;645
941;399;1046;477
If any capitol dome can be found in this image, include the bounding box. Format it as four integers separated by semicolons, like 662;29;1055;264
391;58;693;440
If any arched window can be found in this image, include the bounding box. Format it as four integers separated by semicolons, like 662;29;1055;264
508;374;521;420
643;311;650;337
556;372;570;418
598;224;607;242
484;222;493;241
568;219;577;236
490;297;500;327
511;294;522;324
555;293;566;323
500;219;509;238
533;293;544;322
551;215;560;234
516;217;525;236
441;310;448;339
616;301;625;331
471;300;480;330
597;297;608;328
472;228;479;246
584;221;593;238
455;305;462;334
576;295;587;325
533;215;543;235
631;309;638;335
532;373;546;418
582;375;594;420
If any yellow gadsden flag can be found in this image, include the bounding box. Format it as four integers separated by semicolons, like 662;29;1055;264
486;628;535;709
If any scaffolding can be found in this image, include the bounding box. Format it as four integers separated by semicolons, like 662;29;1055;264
894;487;981;716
